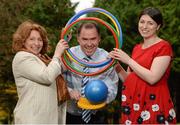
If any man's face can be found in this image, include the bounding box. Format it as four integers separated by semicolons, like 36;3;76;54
77;27;100;57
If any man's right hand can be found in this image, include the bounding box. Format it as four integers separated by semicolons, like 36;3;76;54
69;90;81;101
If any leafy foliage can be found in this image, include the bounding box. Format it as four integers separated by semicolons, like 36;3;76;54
0;0;76;83
0;0;75;123
93;0;180;123
0;0;179;124
93;0;180;72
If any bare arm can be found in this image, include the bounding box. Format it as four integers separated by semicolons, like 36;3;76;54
109;48;171;85
128;56;170;85
114;63;129;82
54;39;69;72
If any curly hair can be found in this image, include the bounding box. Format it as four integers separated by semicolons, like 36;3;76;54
12;20;48;54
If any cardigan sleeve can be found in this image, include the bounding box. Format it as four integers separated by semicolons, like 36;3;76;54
12;51;62;85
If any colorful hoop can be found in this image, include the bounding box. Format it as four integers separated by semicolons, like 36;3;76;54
65;7;123;47
62;52;117;76
61;17;118;76
61;8;123;76
61;17;119;68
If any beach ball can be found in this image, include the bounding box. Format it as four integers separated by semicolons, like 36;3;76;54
85;79;108;104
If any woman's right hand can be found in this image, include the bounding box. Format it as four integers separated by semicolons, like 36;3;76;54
54;39;69;58
109;48;131;65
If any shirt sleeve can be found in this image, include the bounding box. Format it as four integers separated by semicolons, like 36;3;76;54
95;49;119;103
13;52;62;85
99;66;119;104
154;41;173;57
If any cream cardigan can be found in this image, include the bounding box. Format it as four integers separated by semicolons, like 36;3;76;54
12;51;66;124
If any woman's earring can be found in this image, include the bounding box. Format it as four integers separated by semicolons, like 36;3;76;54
157;25;160;31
